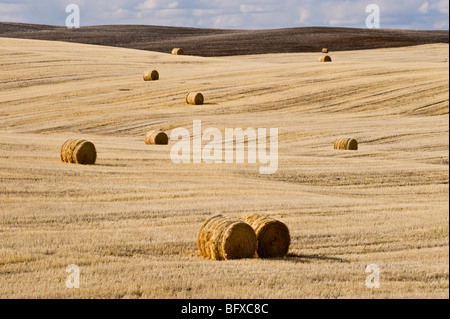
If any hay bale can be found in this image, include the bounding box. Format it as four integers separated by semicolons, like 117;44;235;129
318;55;332;62
60;139;72;163
61;139;97;165
186;92;204;105
172;48;184;55
143;70;159;81
334;138;358;151
197;215;257;260
240;214;290;258
61;139;80;164
145;130;169;145
322;48;329;53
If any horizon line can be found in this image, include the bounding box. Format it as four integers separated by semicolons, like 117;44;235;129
1;21;449;32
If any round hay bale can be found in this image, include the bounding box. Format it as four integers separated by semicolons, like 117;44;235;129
60;139;73;163
61;139;81;164
73;141;97;164
197;215;257;260
240;214;290;258
61;139;77;163
143;70;159;81
171;48;184;55
61;139;97;165
145;130;169;145
334;138;358;151
322;48;329;54
186;92;204;105
318;55;332;62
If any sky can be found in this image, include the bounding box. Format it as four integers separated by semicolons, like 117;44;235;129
0;0;448;30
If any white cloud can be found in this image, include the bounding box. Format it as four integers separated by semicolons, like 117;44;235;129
240;5;273;14
136;0;178;10
212;14;244;28
296;9;310;24
419;1;429;14
0;3;24;13
431;0;449;14
192;9;221;17
108;8;130;19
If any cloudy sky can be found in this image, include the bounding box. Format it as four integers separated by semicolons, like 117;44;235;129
0;0;448;30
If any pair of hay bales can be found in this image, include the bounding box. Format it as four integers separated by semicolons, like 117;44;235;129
197;214;290;261
61;139;97;165
142;71;204;106
143;50;204;106
334;138;358;151
143;47;184;82
319;48;332;63
170;49;206;106
60;130;169;166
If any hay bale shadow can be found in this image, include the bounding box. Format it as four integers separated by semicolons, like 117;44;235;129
266;253;350;264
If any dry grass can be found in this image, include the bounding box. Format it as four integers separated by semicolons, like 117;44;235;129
0;38;448;299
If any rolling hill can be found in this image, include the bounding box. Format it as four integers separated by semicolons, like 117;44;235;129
0;22;448;56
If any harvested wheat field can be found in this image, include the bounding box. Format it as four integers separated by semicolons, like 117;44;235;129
0;37;448;299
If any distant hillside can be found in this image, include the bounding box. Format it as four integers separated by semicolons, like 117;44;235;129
0;22;448;56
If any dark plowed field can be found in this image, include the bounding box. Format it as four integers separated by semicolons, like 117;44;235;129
1;22;448;56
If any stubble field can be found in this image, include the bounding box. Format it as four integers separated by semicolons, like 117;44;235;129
0;37;448;298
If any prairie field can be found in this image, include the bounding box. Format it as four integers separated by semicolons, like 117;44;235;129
0;37;448;299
